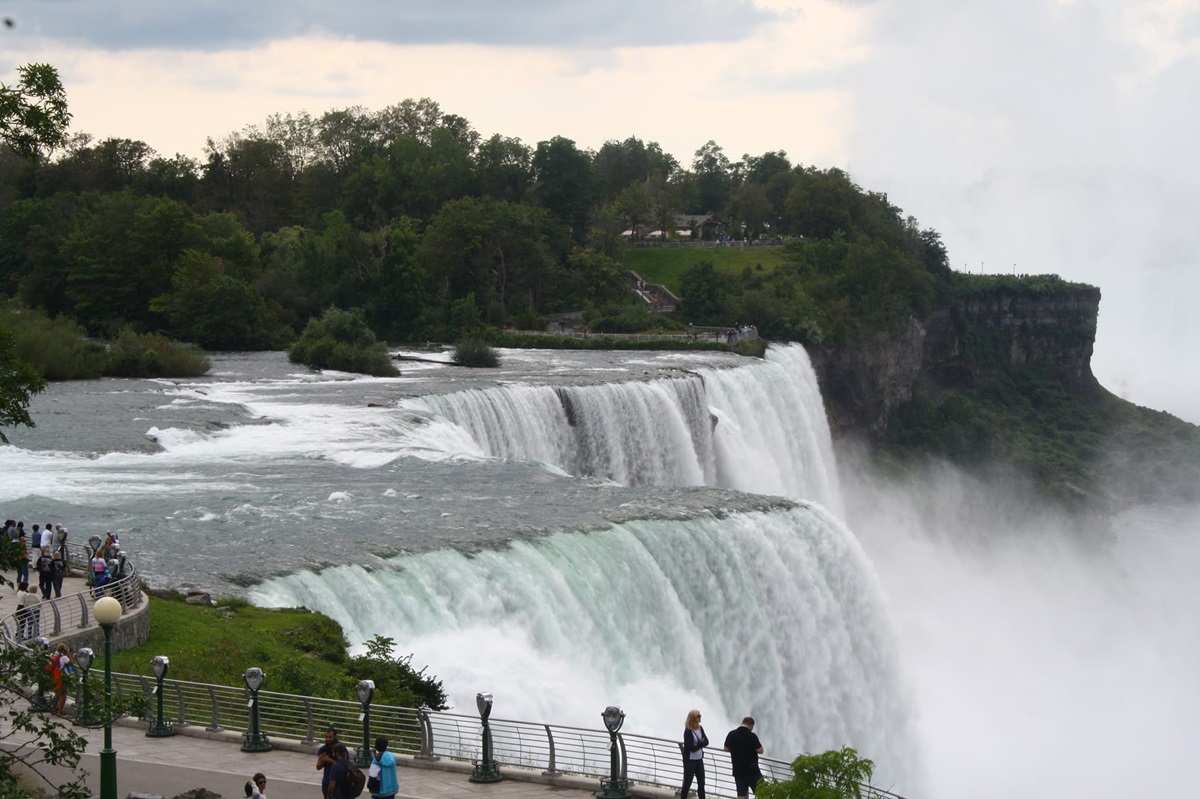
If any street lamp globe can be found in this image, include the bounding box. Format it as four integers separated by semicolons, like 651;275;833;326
94;596;122;626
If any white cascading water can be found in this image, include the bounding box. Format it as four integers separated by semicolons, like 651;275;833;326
250;506;916;786
403;343;841;512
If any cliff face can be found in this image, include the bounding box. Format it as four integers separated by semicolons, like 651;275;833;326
811;286;1102;436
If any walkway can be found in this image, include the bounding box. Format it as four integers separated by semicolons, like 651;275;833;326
13;715;647;799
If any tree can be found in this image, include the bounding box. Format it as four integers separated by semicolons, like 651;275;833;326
0;325;45;443
287;306;398;376
0;63;71;162
348;635;447;710
532;135;596;241
756;747;875;799
0;643;90;798
690;140;732;214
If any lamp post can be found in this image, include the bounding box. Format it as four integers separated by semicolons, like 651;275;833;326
597;706;630;799
355;679;375;767
146;656;174;737
29;636;51;712
94;595;123;799
241;667;272;752
469;691;502;783
74;647;98;726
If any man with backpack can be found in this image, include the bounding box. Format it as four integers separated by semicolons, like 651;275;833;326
326;743;366;799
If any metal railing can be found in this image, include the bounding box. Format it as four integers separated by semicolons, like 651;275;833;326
0;541;144;645
98;673;908;799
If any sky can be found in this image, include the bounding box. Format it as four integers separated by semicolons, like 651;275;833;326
2;0;1198;422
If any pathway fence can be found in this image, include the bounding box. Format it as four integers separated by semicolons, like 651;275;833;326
99;674;908;799
0;540;143;644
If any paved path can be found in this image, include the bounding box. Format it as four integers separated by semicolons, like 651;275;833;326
14;713;666;799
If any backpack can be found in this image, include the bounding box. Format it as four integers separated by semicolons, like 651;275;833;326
344;759;366;798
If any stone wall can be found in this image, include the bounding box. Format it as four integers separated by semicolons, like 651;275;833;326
54;594;150;654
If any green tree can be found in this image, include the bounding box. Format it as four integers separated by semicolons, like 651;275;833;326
0;644;91;799
0;63;71;162
348;635;447;710
532;135;596;241
680;261;729;325
0;325;45;443
287;306;398;376
757;747;875;799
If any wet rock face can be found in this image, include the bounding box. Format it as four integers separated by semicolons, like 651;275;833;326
811;286;1102;436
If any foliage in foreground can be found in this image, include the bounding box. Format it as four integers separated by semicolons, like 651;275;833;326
757;746;875;799
111;595;447;710
452;338;500;367
0;644;90;799
0;324;45;442
288;306;399;376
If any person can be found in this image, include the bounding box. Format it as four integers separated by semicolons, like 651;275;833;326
14;581;36;640
90;548;108;597
40;523;53;550
51;643;72;713
370;736;399;799
680;708;709;799
326;742;352;799
50;550;67;598
52;524;68;559
244;772;268;798
723;717;764;798
36;546;55;599
16;532;29;584
315;727;340;798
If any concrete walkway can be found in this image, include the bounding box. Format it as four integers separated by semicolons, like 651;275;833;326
14;713;653;799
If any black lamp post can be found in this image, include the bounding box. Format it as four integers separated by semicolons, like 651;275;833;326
29;636;51;712
469;691;502;783
597;705;631;799
146;655;174;737
94;595;123;799
355;679;375;767
74;647;98;727
240;667;272;752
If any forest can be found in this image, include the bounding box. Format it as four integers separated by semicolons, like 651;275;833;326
0;63;953;354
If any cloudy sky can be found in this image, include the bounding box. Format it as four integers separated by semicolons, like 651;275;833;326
3;0;1198;421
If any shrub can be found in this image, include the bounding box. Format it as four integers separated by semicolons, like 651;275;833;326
0;304;108;379
106;329;211;377
452;338;500;368
288;307;399;377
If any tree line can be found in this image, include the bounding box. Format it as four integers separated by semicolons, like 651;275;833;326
0;63;955;355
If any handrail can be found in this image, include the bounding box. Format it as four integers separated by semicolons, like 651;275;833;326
0;540;144;647
93;672;908;799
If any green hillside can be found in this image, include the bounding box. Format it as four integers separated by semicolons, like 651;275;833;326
623;246;788;293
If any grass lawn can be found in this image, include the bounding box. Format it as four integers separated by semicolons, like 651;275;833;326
623;245;788;294
109;595;350;691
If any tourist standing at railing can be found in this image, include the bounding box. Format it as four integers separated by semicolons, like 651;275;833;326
369;736;399;799
15;580;39;639
36;546;55;599
16;532;30;584
50;549;67;598
52;524;68;560
316;726;341;799
681;708;710;799
40;523;54;550
723;717;764;799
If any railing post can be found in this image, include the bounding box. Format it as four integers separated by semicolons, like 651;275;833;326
206;685;222;732
49;599;62;635
416;704;438;761
541;723;560;776
301;696;315;744
76;594;89;628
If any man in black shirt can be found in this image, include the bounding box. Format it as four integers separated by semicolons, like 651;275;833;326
723;717;764;798
315;727;340;798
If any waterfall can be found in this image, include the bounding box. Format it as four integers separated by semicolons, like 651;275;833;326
404;343;841;511
250;505;916;787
